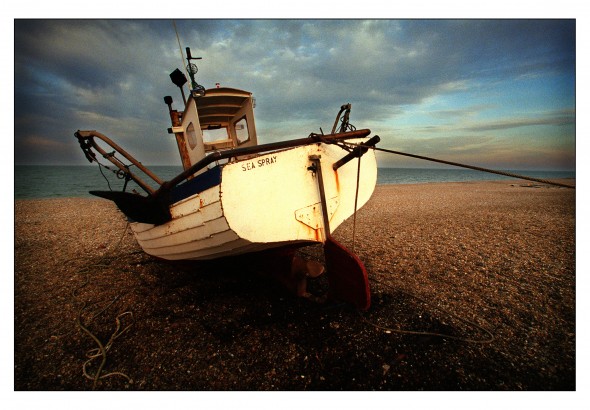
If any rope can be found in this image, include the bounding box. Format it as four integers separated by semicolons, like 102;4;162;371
71;221;134;389
96;161;113;191
351;151;362;252
77;302;134;389
360;277;495;344
334;139;569;341
343;142;574;189
77;132;133;192
296;246;494;343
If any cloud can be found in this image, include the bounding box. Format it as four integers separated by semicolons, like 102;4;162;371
21;135;67;149
375;132;575;171
13;19;575;170
459;114;575;132
428;104;494;119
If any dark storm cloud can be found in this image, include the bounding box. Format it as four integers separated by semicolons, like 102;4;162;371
13;19;575;167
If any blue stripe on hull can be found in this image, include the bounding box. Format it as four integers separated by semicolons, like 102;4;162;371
168;166;222;204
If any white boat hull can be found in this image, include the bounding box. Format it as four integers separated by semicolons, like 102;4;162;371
130;138;377;261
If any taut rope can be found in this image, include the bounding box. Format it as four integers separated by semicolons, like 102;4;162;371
341;142;575;189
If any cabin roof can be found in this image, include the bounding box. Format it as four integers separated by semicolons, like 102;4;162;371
196;87;252;128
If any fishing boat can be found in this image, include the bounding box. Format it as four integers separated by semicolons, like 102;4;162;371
75;47;380;310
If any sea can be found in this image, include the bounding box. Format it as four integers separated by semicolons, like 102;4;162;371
13;165;575;200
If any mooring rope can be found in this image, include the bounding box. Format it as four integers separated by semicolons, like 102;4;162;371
332;138;569;341
351;152;362;252
297;246;495;344
359;277;495;344
341;141;574;189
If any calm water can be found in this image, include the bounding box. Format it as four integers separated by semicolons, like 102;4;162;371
377;167;574;185
14;165;575;199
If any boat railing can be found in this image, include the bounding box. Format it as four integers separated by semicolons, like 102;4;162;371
75;128;373;199
156;129;372;198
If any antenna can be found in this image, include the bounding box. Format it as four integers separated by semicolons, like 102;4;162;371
172;20;189;84
185;47;205;96
169;22;206;100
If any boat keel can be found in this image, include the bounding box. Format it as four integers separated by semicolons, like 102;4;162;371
247;248;324;299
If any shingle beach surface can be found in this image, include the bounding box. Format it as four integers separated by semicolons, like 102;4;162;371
14;180;575;391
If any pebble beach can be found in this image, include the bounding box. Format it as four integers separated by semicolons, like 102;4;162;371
13;179;576;392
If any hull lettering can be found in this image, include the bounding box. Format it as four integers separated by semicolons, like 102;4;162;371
242;155;277;171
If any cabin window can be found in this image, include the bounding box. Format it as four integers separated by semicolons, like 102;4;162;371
202;126;229;143
234;117;250;145
186;122;198;149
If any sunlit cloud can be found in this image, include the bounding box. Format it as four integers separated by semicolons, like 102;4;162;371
460;115;575;132
14;19;575;170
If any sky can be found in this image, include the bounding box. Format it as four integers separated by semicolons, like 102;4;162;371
11;18;576;170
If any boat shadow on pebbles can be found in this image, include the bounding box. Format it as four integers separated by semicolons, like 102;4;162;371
53;240;492;390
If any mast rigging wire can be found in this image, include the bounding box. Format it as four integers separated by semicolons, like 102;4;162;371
172;20;190;89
